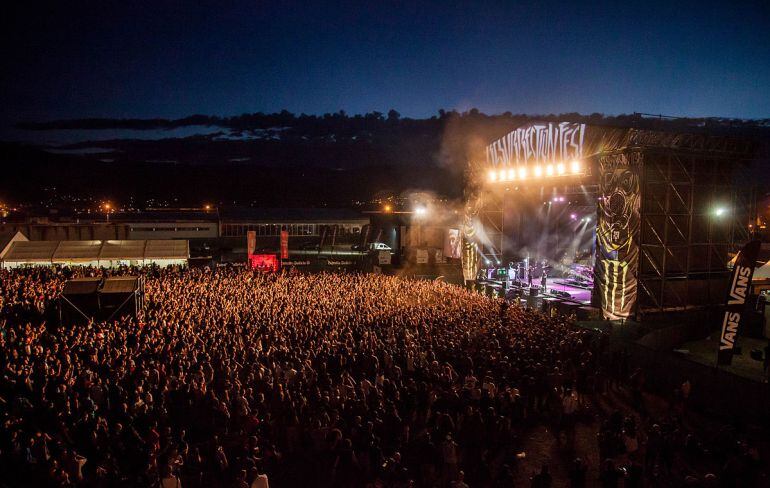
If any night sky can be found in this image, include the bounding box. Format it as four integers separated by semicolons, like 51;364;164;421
2;0;770;124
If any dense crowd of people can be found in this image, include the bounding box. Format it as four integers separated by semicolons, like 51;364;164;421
0;266;766;487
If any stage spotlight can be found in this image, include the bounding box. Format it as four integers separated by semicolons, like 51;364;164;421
570;213;577;220
499;169;507;181
714;207;726;217
485;258;490;265
488;170;497;182
570;160;581;173
556;163;566;175
546;164;554;176
507;168;516;180
414;206;427;216
518;166;527;179
383;204;392;213
534;165;543;177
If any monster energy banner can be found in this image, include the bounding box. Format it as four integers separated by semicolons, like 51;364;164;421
717;240;761;366
594;152;642;319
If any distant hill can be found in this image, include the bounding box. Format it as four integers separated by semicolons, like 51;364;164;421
2;110;769;208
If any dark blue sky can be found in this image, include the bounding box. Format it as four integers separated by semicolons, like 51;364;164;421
2;0;769;123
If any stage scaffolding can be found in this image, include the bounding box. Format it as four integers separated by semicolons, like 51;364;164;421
636;148;754;316
465;122;758;320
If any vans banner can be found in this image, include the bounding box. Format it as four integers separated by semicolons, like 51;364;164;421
717;240;761;366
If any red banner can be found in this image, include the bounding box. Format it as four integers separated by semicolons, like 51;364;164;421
247;231;256;256
280;230;289;259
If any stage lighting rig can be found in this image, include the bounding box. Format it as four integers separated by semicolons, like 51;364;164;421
486;159;586;184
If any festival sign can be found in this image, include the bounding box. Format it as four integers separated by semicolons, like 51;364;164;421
717;240;761;366
486;122;586;166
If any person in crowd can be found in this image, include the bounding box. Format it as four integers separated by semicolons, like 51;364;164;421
0;265;765;487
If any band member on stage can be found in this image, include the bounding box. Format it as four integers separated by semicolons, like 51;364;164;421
541;270;547;292
527;268;533;288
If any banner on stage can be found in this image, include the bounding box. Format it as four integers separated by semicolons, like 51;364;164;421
378;251;391;265
594;152;641;319
444;229;462;259
247;231;256;256
416;249;429;264
717;240;761;366
280;230;289;259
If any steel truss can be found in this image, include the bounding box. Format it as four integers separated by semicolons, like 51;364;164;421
637;149;752;316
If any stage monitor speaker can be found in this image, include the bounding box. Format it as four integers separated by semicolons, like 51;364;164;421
529;286;539;297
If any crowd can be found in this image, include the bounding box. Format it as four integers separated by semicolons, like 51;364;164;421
0;266;765;487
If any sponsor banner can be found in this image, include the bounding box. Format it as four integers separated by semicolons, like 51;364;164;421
378;251;391;265
435;249;445;264
281;260;310;266
416;249;429;264
327;259;354;266
247;231;256;256
717;240;761;366
280;230;289;259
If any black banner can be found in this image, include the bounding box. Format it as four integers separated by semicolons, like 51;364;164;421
594;152;642;319
717;240;761;366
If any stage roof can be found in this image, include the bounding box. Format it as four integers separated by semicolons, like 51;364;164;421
1;239;189;263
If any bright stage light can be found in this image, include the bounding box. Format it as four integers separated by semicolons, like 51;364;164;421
507;168;516;180
570;213;577;220
570;160;581;173
534;165;542;177
546;164;554;176
714;207;726;217
414;206;427;216
383;204;392;213
518;167;527;179
499;169;507;181
556;163;565;175
488;170;497;182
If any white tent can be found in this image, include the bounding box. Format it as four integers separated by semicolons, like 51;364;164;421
1;239;189;268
